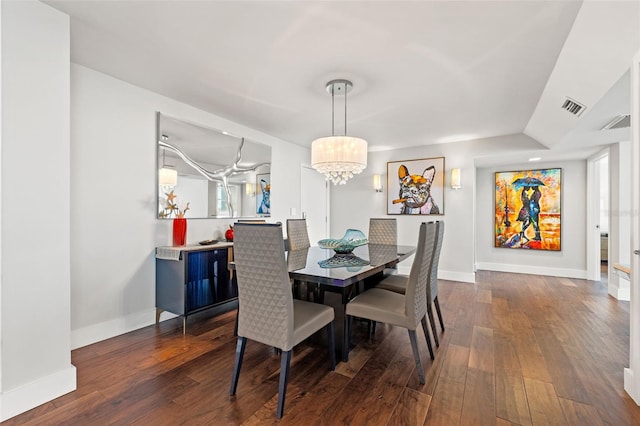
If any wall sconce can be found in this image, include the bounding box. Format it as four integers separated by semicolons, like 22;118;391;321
373;174;383;192
451;168;461;190
159;144;177;187
246;182;255;196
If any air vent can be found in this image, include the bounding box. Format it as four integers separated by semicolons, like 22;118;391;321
561;97;586;116
601;114;630;130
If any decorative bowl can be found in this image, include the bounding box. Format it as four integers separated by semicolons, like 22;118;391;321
318;229;368;254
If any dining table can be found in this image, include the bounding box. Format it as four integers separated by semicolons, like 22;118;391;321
287;243;416;361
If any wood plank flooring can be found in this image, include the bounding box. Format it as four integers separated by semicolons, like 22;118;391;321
4;270;640;425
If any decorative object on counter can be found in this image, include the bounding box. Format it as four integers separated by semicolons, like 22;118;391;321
225;225;234;242
387;157;444;215
318;229;368;254
318;252;369;269
172;218;187;246
159;190;190;219
198;239;218;246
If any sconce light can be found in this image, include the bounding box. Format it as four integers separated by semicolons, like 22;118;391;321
159;141;177;187
451;168;461;190
373;174;383;192
246;182;255;196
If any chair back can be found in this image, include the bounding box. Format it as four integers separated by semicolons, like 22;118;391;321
286;219;310;250
428;221;445;301
368;218;397;245
233;223;294;350
404;222;437;326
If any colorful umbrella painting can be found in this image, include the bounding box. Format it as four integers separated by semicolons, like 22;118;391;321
495;168;561;251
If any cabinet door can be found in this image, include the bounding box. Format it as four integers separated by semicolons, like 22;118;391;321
185;249;236;313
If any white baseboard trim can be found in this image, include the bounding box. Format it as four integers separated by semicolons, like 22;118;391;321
0;365;76;422
609;281;631;301
71;308;164;349
625;368;640;405
396;264;475;284
475;262;587;279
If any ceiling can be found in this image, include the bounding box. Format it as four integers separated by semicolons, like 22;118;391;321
45;1;639;165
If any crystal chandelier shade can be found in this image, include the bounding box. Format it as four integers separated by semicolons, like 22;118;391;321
311;79;367;185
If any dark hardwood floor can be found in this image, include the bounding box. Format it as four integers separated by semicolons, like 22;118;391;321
5;270;640;425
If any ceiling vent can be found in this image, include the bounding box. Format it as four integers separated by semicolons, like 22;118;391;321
601;114;630;130
561;97;586;116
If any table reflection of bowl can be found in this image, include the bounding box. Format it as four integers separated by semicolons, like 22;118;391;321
318;229;368;254
318;252;370;269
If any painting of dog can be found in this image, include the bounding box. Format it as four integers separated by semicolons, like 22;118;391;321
387;157;444;215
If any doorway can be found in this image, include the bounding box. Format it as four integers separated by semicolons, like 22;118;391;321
300;165;329;243
587;150;609;282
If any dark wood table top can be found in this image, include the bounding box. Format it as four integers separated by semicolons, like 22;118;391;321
286;244;415;288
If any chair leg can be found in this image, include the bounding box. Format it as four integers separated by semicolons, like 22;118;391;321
277;350;292;418
427;302;439;347
434;296;445;332
344;315;353;362
233;308;239;337
327;322;336;370
408;330;425;385
420;316;435;360
229;337;247;396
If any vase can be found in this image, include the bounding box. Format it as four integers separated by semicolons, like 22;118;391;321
173;218;187;246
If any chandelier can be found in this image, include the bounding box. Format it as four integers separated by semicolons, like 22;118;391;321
311;79;367;185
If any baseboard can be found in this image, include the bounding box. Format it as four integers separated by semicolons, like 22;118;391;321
397;264;475;283
475;262;587;279
0;365;76;422
71;308;163;349
608;280;631;301
625;368;640;405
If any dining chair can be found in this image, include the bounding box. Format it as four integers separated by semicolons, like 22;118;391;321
345;222;436;384
376;221;445;347
286;219;311;250
229;223;336;419
368;218;397;245
286;219;315;299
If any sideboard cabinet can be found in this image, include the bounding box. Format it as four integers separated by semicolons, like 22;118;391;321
156;243;236;332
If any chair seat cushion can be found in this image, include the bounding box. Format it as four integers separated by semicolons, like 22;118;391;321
346;288;414;329
375;274;408;294
291;300;335;349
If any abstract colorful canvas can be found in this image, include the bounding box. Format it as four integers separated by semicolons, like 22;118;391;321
495;168;561;251
256;173;271;215
387;157;445;215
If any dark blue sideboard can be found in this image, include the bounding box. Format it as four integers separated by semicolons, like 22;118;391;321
155;243;237;333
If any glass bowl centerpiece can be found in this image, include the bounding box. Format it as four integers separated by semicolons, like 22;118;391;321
318;229;368;254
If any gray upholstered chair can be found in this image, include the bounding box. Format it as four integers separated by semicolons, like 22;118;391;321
376;221;445;347
286;219;310;251
229;223;336;418
345;222;436;384
368;218;397;245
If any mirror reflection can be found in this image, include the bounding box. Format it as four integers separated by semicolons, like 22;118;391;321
157;112;271;219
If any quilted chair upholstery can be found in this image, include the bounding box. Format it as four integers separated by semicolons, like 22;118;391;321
368;218;397;245
229;223;335;418
345;222;436;384
286;219;311;251
376;221;445;347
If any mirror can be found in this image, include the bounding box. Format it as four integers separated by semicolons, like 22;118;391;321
157;112;271;219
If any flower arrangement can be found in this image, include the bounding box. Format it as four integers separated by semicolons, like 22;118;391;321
159;190;190;218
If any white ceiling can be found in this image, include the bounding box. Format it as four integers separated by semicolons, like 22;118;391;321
45;0;640;165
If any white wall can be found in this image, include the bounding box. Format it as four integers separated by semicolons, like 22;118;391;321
476;160;588;278
70;64;309;348
1;0;75;420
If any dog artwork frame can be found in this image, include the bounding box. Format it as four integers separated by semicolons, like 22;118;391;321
494;168;561;251
386;157;445;215
256;173;271;216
